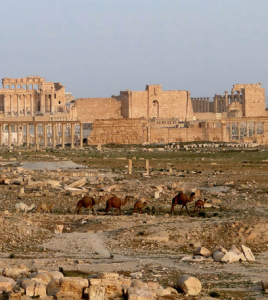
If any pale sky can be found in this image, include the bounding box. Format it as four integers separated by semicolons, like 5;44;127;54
0;0;267;102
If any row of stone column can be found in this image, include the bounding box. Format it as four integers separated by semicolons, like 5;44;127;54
0;123;83;149
191;98;210;112
3;94;34;116
228;121;263;140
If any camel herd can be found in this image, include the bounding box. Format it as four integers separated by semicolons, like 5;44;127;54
15;192;208;215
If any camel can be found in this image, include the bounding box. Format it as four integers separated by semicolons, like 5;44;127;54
74;195;106;215
105;196;132;215
15;202;35;213
194;198;207;212
37;203;55;213
134;201;148;214
171;192;195;215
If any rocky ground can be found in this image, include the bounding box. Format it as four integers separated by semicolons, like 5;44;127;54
1;142;268;299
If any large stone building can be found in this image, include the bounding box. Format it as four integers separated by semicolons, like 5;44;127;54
0;76;67;117
73;85;193;123
192;83;266;118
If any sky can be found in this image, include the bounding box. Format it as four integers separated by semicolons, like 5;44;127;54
0;0;267;101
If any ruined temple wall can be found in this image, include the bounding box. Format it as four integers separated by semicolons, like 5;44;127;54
150;127;223;143
119;88;193;120
194;112;219;120
73;98;122;123
88;118;224;145
88;118;148;144
243;86;266;117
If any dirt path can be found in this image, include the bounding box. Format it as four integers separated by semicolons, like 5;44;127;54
42;232;111;258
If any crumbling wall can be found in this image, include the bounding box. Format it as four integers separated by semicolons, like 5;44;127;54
73;98;122;123
88;118;148;144
88;118;226;145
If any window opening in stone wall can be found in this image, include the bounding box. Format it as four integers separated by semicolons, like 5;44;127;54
58;101;61;104
34;84;39;89
23;85;27;89
5;85;9;89
11;85;15;89
54;94;57;99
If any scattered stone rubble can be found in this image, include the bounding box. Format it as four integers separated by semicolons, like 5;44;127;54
0;270;184;299
182;245;255;264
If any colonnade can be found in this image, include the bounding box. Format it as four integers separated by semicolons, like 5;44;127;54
227;121;263;141
0;121;84;149
2;92;58;116
191;97;210;113
213;91;243;113
3;94;34;116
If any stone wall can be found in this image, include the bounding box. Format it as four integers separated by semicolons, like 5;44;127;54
88;118;226;145
73;98;122;123
88;119;148;144
243;85;266;117
114;85;193;121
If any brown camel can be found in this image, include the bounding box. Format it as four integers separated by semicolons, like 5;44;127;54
171;192;195;215
194;198;207;212
37;203;55;214
74;195;106;215
134;201;148;214
105;196;132;215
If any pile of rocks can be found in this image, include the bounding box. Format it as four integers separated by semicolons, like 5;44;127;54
182;245;255;263
0;268;184;299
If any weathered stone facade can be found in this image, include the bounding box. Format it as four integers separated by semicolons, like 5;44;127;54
73;85;193;123
113;84;193;121
0;76;66;117
192;83;266;118
73;98;122;123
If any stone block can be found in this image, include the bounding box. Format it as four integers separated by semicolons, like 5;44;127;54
88;286;105;300
66;177;86;189
56;277;88;299
176;275;202;295
241;245;255;262
193;247;212;258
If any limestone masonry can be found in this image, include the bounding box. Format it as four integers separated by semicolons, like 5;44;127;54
1;76;268;147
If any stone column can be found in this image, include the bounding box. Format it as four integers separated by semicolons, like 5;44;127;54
71;123;75;149
229;122;232;140
8;124;11;146
145;159;149;174
254;122;257;136
225;91;228;110
10;95;13;117
44;123;47;147
3;95;6;115
40;93;45;113
206;98;210;112
52;123;56;148
80;123;83;148
0;124;2;145
50;94;54;113
246;122;249;137
31;94;34;116
17;124;20;146
17;95;20;116
24;94;27;116
34;124;39;150
128;159;132;175
62;123;65;148
26;124;30;146
231;91;234;103
238;122;241;141
221;122;227;142
214;95;218;113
